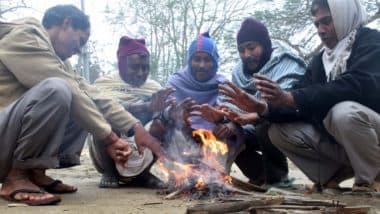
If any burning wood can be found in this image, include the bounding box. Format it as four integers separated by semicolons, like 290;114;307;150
155;129;375;213
157;129;252;198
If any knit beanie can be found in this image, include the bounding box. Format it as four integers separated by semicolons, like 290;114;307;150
117;36;149;81
237;18;273;65
188;32;219;73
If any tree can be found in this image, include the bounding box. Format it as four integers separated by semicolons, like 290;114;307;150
252;0;380;61
104;0;380;84
74;40;106;83
104;0;255;83
0;0;29;18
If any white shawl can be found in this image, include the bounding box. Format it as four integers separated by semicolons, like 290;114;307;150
322;0;367;81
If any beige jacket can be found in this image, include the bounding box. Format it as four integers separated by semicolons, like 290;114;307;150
0;18;139;140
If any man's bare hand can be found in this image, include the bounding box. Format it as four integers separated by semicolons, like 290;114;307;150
149;87;176;112
105;137;132;165
169;97;197;127
219;81;267;113
224;109;261;126
133;123;165;159
254;74;295;107
212;122;236;139
191;104;226;123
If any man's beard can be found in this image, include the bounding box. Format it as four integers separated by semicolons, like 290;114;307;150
123;76;147;87
242;56;261;75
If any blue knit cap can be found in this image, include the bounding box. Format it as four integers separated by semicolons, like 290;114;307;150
187;32;219;73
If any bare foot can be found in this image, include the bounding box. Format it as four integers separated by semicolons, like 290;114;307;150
373;181;380;192
29;169;77;193
0;169;60;205
305;180;341;194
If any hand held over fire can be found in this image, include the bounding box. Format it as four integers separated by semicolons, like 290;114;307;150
219;81;267;114
253;74;295;107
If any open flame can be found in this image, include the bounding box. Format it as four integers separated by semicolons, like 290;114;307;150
158;129;232;190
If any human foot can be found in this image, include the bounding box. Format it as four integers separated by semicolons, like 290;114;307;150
0;169;60;205
305;180;347;194
29;169;77;194
352;182;380;192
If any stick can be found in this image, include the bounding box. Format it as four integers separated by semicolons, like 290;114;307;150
164;189;183;200
223;183;262;196
324;206;373;214
282;197;346;207
186;196;284;214
248;205;326;211
143;202;164;205
231;176;267;192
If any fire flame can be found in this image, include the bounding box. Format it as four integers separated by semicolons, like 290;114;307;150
158;129;232;189
193;129;228;155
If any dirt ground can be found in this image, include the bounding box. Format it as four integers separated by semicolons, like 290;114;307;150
1;144;379;214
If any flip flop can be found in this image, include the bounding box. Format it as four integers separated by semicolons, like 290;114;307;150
343;183;380;197
41;180;77;194
2;189;61;206
271;177;296;189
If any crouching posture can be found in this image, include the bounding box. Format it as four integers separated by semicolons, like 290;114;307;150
89;36;174;188
0;5;163;205
220;0;380;193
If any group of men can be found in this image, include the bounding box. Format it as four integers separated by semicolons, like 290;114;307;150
0;0;379;206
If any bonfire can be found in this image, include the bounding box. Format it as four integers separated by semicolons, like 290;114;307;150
155;129;367;214
157;129;259;199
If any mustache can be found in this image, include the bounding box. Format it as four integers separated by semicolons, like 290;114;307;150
319;33;329;40
242;56;260;65
193;68;208;73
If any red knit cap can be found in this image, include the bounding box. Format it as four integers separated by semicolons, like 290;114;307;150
117;36;149;75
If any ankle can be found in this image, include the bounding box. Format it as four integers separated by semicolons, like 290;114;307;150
325;180;340;189
4;169;29;181
29;169;46;176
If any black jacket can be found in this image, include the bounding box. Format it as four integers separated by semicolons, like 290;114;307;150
267;27;380;125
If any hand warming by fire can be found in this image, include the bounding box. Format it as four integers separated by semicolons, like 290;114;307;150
157;129;233;195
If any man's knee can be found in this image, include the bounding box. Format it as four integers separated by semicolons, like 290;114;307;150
38;78;72;108
268;123;314;150
323;101;369;134
268;123;288;149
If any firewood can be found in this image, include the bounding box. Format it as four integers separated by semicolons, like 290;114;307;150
231;176;268;193
223;183;262;196
255;209;321;214
322;206;373;214
164;189;183;200
282;196;346;207
186;196;284;214
248;205;326;211
267;187;303;196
